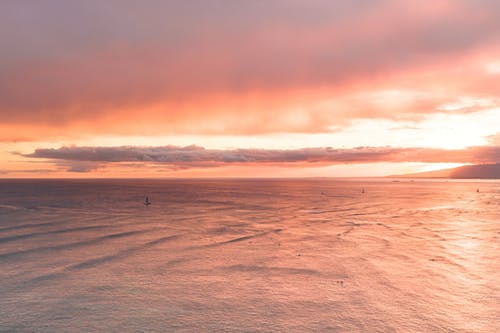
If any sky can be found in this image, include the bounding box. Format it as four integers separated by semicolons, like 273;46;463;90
1;0;499;177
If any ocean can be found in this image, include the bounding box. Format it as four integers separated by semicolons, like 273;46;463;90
0;179;498;332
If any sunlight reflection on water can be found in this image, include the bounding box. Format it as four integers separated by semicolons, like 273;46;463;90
0;179;498;332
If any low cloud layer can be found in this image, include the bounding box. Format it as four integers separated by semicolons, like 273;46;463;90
23;145;500;172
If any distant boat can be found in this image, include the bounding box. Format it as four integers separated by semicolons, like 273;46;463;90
144;196;151;206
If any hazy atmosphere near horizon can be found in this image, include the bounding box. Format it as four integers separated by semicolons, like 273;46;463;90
1;1;499;332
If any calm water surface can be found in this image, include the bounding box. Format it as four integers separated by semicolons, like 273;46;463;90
0;179;499;332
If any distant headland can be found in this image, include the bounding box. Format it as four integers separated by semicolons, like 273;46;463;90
391;163;500;179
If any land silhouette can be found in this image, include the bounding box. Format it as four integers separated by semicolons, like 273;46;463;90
393;163;500;179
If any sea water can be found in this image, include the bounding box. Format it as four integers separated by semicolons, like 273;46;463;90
0;179;498;332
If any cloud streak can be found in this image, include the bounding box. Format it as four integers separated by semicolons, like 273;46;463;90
22;145;500;172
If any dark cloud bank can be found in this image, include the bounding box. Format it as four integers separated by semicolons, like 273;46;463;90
1;0;500;133
23;145;500;172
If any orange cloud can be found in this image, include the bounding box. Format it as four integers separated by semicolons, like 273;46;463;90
1;1;500;140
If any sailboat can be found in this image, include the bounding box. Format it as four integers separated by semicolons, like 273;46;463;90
144;196;151;206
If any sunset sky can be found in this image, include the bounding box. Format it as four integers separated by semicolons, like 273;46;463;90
1;0;499;177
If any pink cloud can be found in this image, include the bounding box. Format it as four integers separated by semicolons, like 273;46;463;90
1;1;500;138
